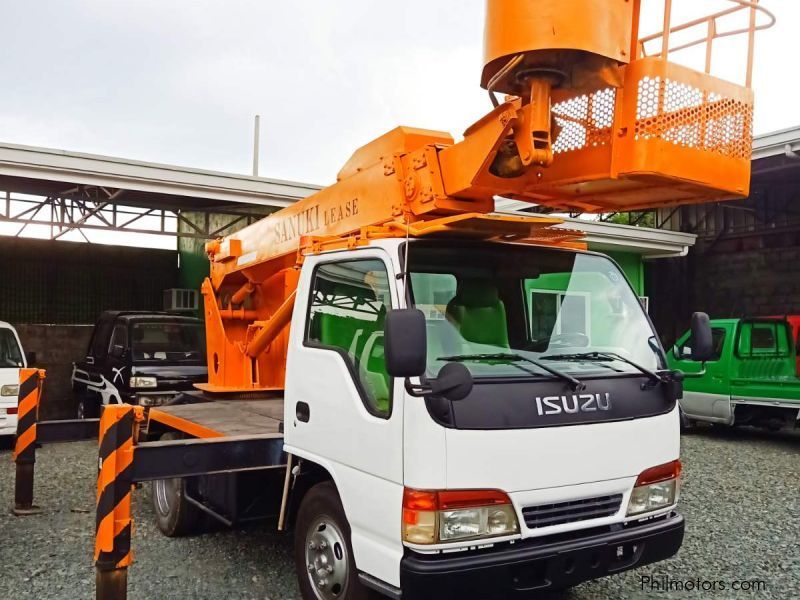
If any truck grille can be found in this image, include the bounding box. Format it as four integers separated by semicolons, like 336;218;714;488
522;494;623;529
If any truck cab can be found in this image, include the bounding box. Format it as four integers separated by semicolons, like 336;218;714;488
282;238;685;597
72;311;207;418
0;321;27;437
669;317;800;431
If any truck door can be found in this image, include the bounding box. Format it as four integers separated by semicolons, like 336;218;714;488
74;316;117;405
105;321;129;402
284;251;403;584
672;323;733;423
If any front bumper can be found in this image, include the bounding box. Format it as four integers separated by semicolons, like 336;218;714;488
134;390;185;407
0;413;17;436
400;512;684;599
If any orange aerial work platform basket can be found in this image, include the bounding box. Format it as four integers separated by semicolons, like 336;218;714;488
477;0;775;213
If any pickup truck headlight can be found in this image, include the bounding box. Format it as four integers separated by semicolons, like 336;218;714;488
1;384;19;396
402;489;519;545
130;376;157;389
626;460;681;516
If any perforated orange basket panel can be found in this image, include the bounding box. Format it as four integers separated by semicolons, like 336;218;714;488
522;57;753;212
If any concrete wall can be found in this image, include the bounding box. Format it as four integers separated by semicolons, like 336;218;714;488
691;245;800;317
14;324;93;420
648;234;800;346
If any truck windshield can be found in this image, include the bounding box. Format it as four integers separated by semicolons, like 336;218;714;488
0;328;24;368
131;322;205;362
407;242;661;380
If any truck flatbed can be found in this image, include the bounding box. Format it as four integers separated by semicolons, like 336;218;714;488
148;398;284;439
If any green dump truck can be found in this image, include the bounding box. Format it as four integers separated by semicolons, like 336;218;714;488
668;318;800;431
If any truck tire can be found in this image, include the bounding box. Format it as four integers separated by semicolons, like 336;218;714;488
679;407;694;431
151;432;201;537
76;395;100;419
294;482;371;600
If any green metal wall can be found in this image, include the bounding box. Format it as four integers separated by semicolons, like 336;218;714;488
601;250;645;296
177;210;277;293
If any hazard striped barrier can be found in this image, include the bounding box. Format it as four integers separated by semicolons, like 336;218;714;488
12;368;45;515
94;403;142;600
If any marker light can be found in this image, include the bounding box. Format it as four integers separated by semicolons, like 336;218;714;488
627;460;681;516
402;488;519;545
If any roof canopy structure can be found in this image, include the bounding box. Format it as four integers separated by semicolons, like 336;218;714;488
0;142;318;209
0;142;320;241
496;199;696;258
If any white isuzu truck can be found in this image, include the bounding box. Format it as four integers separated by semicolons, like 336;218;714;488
280;237;693;598
135;233;703;600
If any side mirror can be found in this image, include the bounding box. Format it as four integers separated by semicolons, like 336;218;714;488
110;344;126;359
430;362;473;401
24;351;37;366
384;309;427;378
690;312;714;362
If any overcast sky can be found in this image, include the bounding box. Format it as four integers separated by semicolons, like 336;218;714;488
1;1;797;186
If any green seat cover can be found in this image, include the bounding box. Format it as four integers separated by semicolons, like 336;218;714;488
445;278;509;348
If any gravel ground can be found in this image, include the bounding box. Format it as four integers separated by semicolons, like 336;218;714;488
0;426;797;600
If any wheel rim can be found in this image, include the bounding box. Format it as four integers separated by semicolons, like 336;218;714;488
304;515;349;599
154;478;178;515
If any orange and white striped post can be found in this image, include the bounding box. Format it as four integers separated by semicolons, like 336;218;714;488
12;368;46;516
94;403;142;600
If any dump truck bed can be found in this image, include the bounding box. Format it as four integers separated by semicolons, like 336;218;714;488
148;398;284;439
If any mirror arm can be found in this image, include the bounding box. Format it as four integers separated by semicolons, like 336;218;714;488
404;377;433;398
681;361;707;379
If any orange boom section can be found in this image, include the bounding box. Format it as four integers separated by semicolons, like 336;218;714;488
201;0;773;393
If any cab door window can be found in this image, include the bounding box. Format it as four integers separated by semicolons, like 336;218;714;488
108;323;128;357
679;328;727;361
305;259;393;417
90;319;114;362
0;329;23;368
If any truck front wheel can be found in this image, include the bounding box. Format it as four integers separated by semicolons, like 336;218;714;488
76;394;100;419
294;482;370;600
151;432;200;537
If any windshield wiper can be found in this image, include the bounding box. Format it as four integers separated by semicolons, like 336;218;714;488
438;353;585;391
542;351;664;384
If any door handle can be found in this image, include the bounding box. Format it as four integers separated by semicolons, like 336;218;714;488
296;401;310;423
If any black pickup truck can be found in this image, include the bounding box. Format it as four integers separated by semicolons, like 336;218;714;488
71;311;207;418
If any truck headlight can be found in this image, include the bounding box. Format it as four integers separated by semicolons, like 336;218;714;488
626;460;681;516
402;488;519;545
1;384;19;396
130;376;157;389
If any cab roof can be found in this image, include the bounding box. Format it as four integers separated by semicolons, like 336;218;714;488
100;311;202;324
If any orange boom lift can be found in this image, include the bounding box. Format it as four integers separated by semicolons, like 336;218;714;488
202;0;774;396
